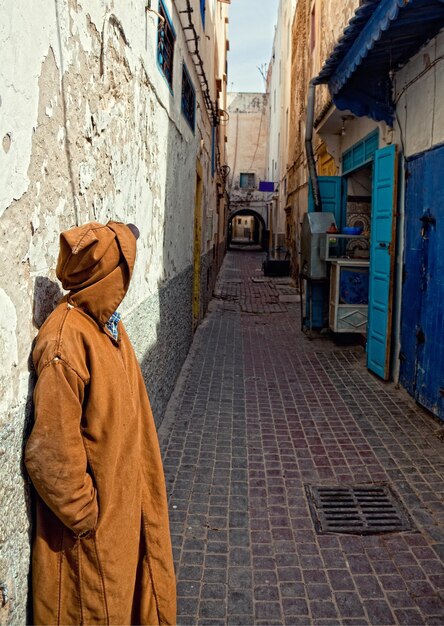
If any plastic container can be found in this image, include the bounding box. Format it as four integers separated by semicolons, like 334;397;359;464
342;226;363;235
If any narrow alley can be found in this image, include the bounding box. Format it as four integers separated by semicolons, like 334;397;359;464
160;249;444;626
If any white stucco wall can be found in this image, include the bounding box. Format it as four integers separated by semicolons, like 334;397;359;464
266;0;297;246
394;30;444;158
0;1;228;622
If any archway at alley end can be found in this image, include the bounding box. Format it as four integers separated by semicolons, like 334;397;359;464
228;209;268;250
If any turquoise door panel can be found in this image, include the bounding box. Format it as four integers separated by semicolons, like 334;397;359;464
306;176;343;328
367;145;398;380
308;177;343;228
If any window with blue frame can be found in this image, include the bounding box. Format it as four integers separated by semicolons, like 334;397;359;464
181;64;196;131
240;173;255;189
200;0;206;27
157;0;176;90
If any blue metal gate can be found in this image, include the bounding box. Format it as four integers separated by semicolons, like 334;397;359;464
400;145;444;419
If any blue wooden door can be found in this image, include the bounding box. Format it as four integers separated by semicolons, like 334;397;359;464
308;177;343;227
367;145;398;380
307;176;343;328
400;146;444;419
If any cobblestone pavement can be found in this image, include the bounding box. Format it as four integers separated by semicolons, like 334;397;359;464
159;249;444;626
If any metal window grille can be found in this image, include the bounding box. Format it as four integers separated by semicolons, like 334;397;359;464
240;173;255;189
157;1;175;89
181;65;196;130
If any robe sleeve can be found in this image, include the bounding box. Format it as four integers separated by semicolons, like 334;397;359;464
25;357;98;536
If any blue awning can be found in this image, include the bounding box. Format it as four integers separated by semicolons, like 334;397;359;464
315;0;444;124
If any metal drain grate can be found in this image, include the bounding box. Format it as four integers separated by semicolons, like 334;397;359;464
306;484;414;535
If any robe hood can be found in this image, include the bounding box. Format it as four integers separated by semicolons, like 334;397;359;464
56;221;137;325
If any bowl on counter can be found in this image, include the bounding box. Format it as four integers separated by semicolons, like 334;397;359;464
342;226;363;235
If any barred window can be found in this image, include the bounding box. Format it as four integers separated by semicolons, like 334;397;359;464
181;64;196;131
240;173;256;189
157;0;175;89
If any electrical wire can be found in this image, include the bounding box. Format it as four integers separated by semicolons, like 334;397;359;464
393;54;444;105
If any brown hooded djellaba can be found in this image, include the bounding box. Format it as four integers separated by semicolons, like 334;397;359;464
25;222;176;626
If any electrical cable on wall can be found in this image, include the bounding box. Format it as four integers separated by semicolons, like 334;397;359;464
393;54;444;105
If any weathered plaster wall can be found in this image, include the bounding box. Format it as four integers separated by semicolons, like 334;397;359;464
394;31;444;158
0;0;228;623
226;92;269;226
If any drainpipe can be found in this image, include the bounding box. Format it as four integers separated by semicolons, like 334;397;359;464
306;80;322;212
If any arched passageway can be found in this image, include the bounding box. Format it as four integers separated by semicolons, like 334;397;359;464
228;209;268;250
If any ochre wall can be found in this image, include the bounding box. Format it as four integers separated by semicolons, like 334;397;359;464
286;0;360;269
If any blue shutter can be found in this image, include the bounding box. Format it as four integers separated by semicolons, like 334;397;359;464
367;145;398;380
306;176;343;328
308;176;343;228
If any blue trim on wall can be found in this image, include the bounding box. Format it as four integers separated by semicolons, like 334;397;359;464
342;130;379;175
156;0;176;94
159;0;176;38
200;0;206;28
181;62;196;132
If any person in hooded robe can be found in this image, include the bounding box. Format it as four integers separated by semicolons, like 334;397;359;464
25;221;176;626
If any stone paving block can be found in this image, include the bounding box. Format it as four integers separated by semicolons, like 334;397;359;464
335;592;366;618
198;600;226;620
226;616;254;626
203;569;226;584
282;597;310;616
177;596;199;618
306;583;334;601
354;575;385;599
310;599;339;620
363;600;395;625
177;580;200;597
254;601;283;620
227;590;253;615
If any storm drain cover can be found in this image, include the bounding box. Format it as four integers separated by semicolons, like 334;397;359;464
305;484;414;535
